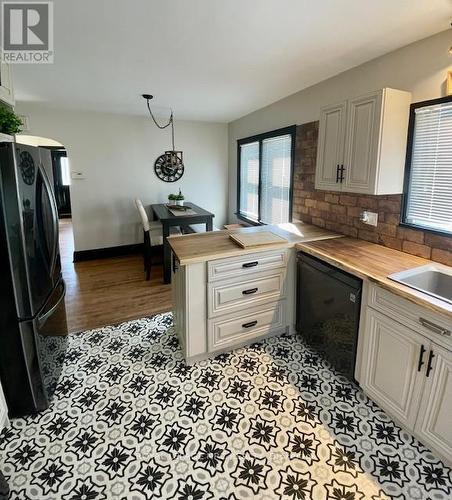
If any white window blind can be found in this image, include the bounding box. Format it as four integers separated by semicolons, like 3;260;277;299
405;101;452;234
239;142;259;221
260;134;292;224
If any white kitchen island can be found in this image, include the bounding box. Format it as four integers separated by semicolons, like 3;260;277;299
168;223;341;364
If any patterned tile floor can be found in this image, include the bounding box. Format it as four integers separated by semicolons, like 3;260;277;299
0;313;451;499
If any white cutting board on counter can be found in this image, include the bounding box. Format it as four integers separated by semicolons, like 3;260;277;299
229;231;287;248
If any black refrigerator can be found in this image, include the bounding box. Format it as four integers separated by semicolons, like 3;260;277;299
0;141;68;417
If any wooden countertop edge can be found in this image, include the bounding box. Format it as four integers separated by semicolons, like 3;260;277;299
296;243;452;318
174;242;289;265
169;233;344;266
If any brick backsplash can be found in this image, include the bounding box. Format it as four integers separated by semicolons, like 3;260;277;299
292;122;452;266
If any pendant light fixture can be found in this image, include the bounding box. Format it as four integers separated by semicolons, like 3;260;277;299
142;94;185;182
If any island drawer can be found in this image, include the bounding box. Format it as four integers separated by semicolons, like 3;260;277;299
207;269;286;318
207;249;287;282
208;300;286;352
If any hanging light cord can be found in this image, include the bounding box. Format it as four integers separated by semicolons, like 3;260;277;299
145;98;176;150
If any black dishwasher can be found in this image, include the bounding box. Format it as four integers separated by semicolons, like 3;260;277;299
296;251;362;381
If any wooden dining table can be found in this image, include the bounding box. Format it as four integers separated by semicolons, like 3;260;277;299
151;202;215;283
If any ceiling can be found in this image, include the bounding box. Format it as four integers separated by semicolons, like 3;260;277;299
13;0;452;122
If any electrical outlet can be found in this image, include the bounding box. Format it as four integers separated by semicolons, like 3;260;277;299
360;210;378;227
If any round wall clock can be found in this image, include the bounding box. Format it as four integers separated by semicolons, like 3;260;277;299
19;150;36;185
154;154;184;183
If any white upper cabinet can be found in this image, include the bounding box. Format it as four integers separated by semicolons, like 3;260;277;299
0;62;15;106
315;88;411;195
343;92;382;193
315;102;346;191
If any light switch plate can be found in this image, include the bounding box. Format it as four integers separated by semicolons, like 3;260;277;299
71;171;86;180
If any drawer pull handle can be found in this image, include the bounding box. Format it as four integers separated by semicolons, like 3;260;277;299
242;320;258;329
419;317;451;337
242;287;258;295
243;261;258;268
426;350;435;378
417;344;426;372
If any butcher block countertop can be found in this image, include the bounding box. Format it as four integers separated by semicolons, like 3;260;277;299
297;237;452;318
168;222;342;265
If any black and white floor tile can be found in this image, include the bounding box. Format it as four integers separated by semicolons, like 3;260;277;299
0;313;451;499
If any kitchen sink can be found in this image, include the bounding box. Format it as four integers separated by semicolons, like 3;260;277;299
389;264;452;305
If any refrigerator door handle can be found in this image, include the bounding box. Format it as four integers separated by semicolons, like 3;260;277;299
38;161;59;277
37;280;66;328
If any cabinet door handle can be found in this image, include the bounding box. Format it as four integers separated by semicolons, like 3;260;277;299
340;164;345;183
419;317;451;337
426;350;435;378
242;320;258;329
242;287;258;295
417;344;426;372
336;164;340;183
242;261;258;268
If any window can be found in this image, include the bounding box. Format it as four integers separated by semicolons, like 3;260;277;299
237;126;295;225
402;96;452;235
60;156;71;186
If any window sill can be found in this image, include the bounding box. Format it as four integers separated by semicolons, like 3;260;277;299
399;222;451;238
235;213;265;227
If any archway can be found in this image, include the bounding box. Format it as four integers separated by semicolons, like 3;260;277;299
16;135;71;218
16;134;74;267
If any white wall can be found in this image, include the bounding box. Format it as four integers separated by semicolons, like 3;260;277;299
228;29;452;220
15;104;228;251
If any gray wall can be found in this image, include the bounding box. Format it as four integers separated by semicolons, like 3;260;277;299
228;29;452;221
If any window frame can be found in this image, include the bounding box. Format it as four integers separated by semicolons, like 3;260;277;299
236;125;296;226
401;95;452;238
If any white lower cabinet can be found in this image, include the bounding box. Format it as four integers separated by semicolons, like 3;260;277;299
361;309;427;429
172;261;208;361
172;248;294;364
359;285;452;466
415;345;452;462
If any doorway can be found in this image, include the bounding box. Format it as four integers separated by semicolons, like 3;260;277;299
15;135;72;219
49;149;72;218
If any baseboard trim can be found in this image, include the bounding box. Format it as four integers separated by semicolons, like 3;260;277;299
73;243;163;262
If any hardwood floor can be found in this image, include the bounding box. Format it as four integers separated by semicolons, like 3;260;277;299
59;219;172;333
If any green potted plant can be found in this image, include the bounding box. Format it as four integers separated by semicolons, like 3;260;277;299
0;106;23;136
175;188;185;206
168;193;176;204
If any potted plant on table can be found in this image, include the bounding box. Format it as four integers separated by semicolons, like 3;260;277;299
175;189;185;206
168;193;176;204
